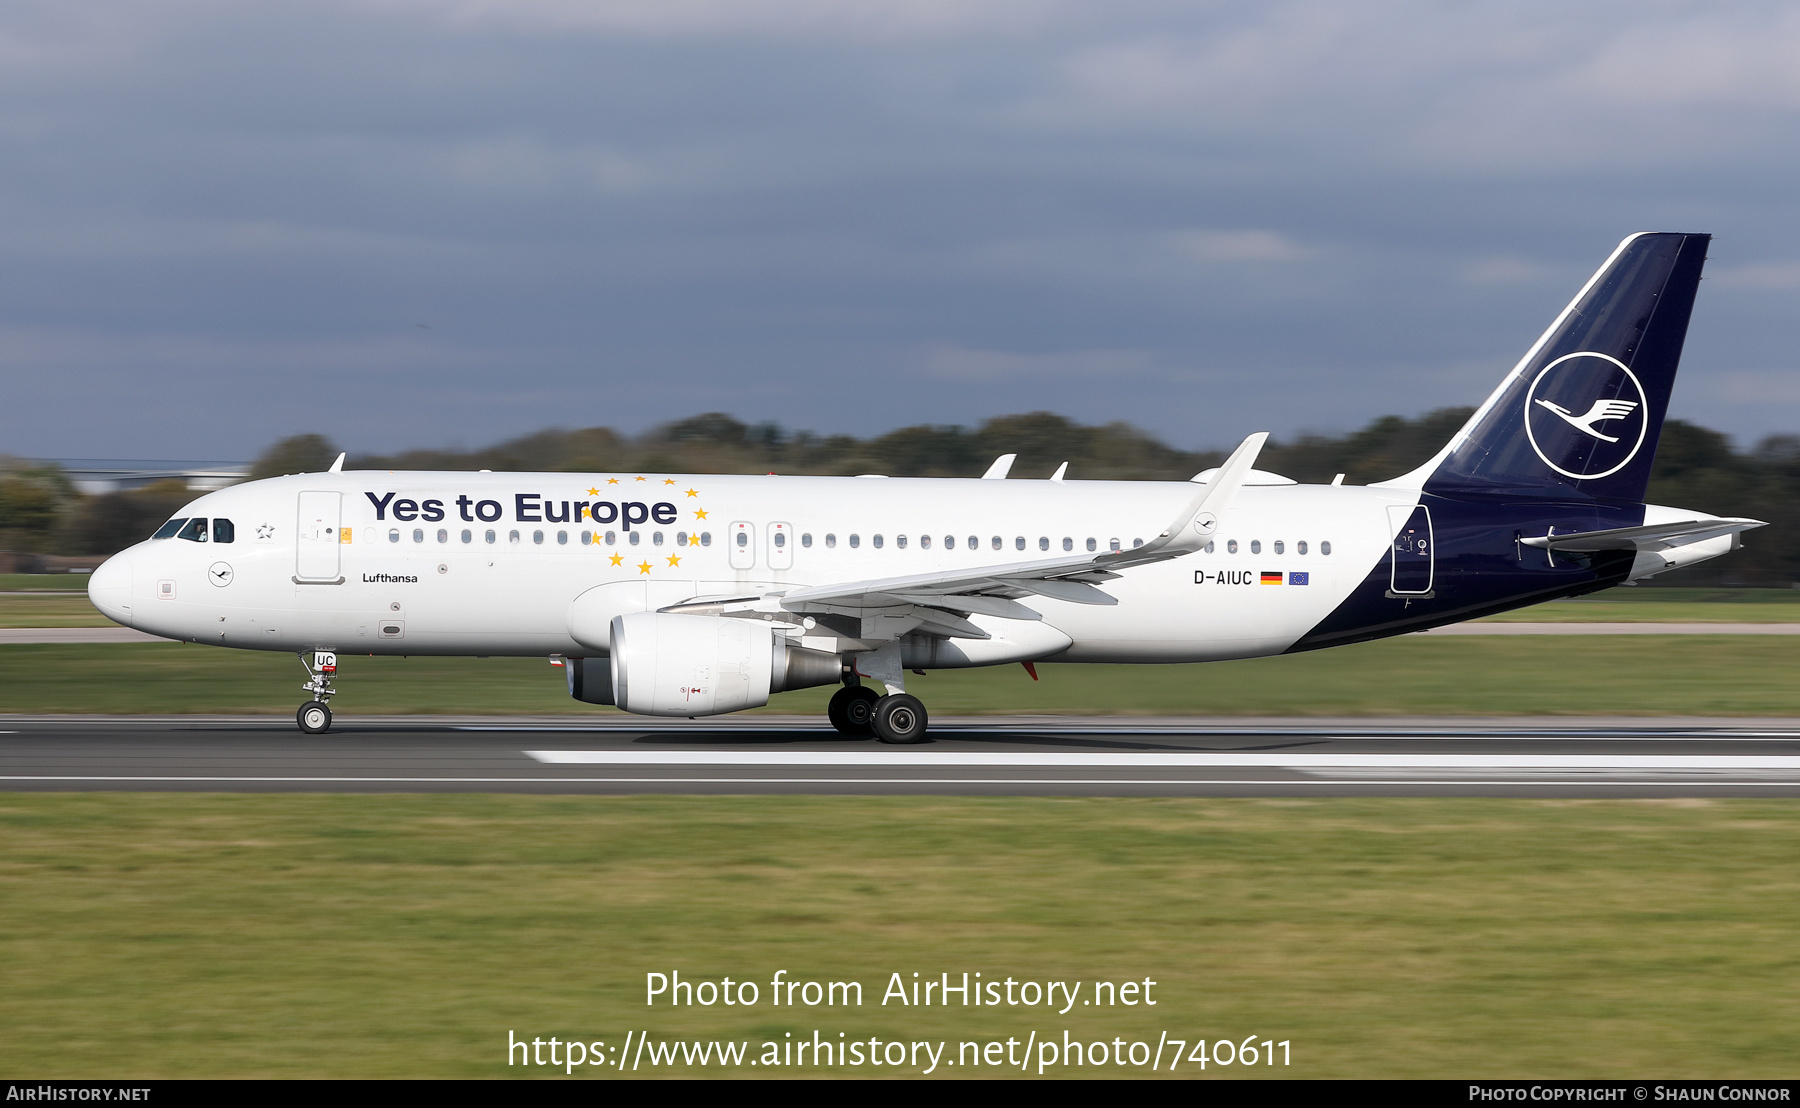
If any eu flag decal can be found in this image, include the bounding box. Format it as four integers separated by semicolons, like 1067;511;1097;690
1260;571;1283;585
1289;572;1309;586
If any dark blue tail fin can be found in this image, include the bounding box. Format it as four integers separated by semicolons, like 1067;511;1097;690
1406;232;1710;503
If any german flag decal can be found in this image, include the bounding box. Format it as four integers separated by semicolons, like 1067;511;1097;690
1260;571;1283;585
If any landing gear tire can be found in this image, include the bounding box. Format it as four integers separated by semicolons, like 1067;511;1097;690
297;701;332;735
828;685;879;736
872;693;929;744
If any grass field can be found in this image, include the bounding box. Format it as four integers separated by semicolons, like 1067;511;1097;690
0;794;1795;1078
6;635;1800;716
0;573;90;592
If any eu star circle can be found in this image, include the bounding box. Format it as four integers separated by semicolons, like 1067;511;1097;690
208;561;234;587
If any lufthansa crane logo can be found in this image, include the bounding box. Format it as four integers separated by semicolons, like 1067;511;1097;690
1523;351;1648;480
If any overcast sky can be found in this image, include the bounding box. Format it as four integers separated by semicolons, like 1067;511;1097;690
2;0;1798;460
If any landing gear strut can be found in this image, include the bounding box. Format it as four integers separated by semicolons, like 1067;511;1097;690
297;651;338;735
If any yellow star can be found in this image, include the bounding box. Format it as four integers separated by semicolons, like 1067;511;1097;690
663;478;676;485
609;553;623;566
694;508;708;520
634;476;646;482
637;561;652;574
666;554;681;567
586;487;599;496
685;488;699;497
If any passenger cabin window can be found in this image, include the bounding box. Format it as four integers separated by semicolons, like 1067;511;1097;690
1321;541;1332;555
1274;540;1284;554
1015;536;1025;550
629;532;641;546
1227;539;1238;554
413;528;424;543
653;532;664;546
557;531;568;545
1250;540;1261;554
801;533;812;548
967;535;978;550
776;532;788;548
581;530;593;545
1297;540;1307;555
153;518;187;539
736;531;748;548
437;528;448;543
700;532;712;546
895;535;906;549
212;519;235;544
1204;541;1215;553
825;533;837;548
177;518;208;543
389;529;400;543
1039;537;1049;551
872;534;883;549
991;536;1002;550
1108;538;1120;552
677;531;689;546
485;530;496;544
920;534;932;549
849;534;861;549
605;531;617;545
461;529;472;543
1063;537;1073;552
1085;538;1096;552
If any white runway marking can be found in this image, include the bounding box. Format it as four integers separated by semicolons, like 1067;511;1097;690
527;750;1800;772
4;775;1800;788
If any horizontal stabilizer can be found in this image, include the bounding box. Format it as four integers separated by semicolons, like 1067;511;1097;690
1522;517;1765;553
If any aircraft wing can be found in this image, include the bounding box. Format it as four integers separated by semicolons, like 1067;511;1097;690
1521;517;1766;553
663;432;1269;642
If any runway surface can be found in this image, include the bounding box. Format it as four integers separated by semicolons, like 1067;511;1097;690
6;715;1800;796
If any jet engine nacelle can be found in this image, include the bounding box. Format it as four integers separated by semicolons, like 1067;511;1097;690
608;612;841;716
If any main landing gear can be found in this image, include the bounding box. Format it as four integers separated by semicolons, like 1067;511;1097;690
296;651;338;735
828;681;930;744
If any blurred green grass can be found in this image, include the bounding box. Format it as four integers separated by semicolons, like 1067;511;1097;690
1;794;1795;1077
6;635;1800;716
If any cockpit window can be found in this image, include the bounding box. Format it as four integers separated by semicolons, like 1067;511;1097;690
152;518;188;539
176;518;209;543
212;519;235;544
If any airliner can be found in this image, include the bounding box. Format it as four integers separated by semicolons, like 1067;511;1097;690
86;232;1761;741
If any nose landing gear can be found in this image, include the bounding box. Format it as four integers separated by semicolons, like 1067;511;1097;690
296;651;338;735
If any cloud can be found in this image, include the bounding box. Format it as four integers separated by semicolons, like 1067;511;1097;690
1169;230;1308;263
920;344;1157;383
1711;262;1800;291
1461;257;1561;285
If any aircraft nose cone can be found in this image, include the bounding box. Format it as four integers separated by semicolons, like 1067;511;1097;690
88;551;133;628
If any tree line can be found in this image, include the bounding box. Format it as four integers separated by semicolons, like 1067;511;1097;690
4;410;1793;585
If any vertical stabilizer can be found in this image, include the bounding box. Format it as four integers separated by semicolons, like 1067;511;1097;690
1384;232;1710;503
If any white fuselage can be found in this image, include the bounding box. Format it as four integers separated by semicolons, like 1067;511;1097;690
87;470;1417;665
